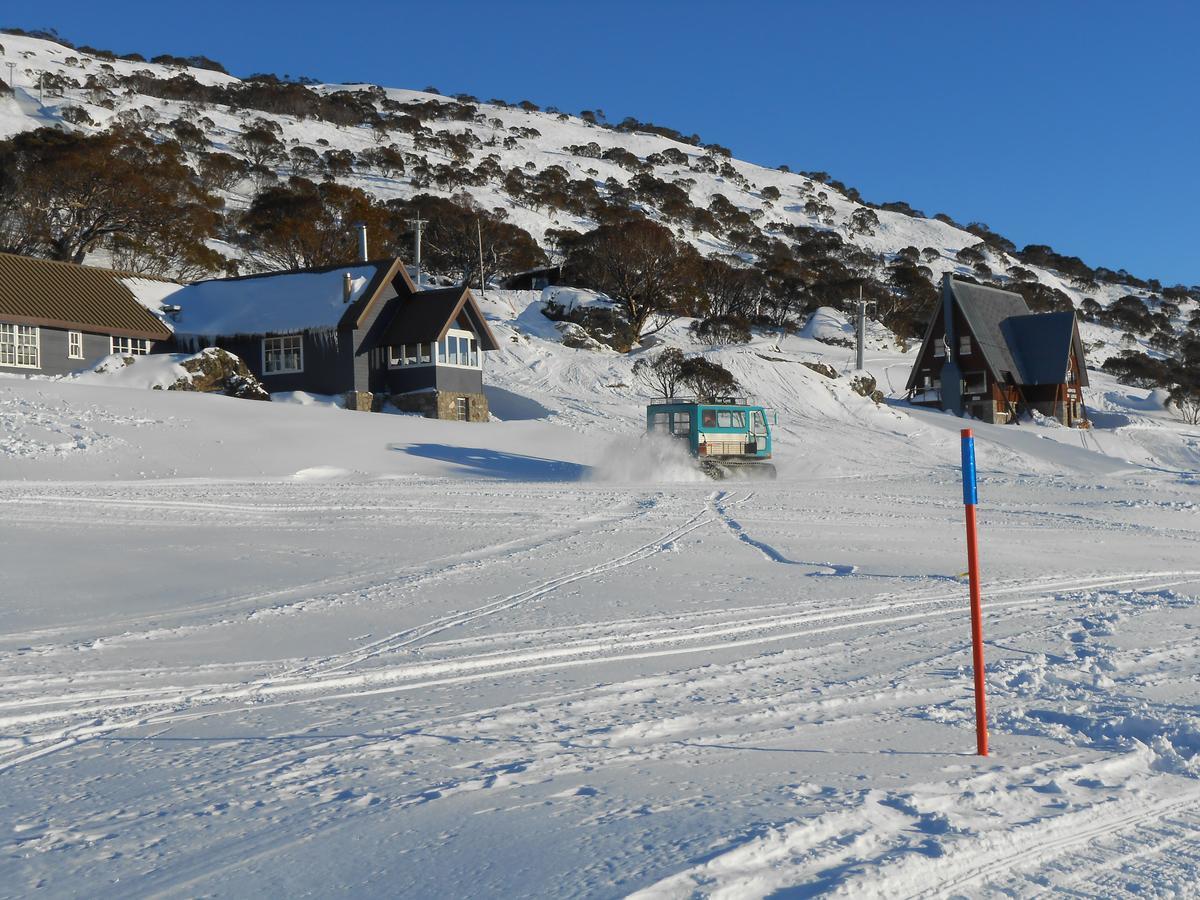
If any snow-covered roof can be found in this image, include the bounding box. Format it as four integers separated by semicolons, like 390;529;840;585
160;264;385;337
121;277;187;322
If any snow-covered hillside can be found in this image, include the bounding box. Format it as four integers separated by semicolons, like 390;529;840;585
4;28;1200;898
1;28;1194;369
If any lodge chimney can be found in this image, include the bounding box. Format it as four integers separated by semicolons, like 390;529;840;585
355;222;369;262
343;271;353;303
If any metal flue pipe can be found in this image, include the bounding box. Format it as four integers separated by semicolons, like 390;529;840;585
356;223;369;263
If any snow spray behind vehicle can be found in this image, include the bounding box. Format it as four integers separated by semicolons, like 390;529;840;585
589;431;711;483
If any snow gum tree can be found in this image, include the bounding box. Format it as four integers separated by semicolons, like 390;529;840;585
0;126;221;271
679;356;738;401
632;349;737;401
240;177;393;269
564;218;701;341
1169;385;1200;425
632;348;685;398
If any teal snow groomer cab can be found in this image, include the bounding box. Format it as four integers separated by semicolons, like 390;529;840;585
646;398;777;479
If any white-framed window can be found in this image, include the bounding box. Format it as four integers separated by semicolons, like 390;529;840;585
959;335;972;355
68;331;84;359
111;336;150;356
389;341;434;369
435;329;481;369
263;334;303;374
0;324;40;368
933;337;946;358
455;397;469;420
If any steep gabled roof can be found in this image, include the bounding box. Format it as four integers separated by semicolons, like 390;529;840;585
0;251;172;340
380;283;499;350
950;279;1031;381
906;277;1090;393
1002;311;1089;387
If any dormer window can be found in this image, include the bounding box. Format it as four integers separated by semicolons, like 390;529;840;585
437;329;481;368
934;337;946;358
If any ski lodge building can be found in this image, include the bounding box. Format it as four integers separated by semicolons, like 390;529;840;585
162;258;498;420
0;252;498;421
906;275;1089;427
0;251;172;376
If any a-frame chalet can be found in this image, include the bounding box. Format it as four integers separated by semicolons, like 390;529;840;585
906;275;1089;427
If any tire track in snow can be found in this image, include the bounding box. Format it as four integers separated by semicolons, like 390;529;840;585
283;500;712;677
0;499;710;768
0;497;650;651
708;489;798;564
707;489;867;575
0;566;1104;728
97;592;1200;900
900;789;1200;900
5;568;1170;729
5;568;1196;775
4;568;1194;728
13;576;1200;892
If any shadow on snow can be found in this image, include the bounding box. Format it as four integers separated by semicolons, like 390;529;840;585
483;386;553;421
395;443;590;481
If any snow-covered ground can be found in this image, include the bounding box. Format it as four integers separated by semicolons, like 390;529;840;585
3;289;1200;896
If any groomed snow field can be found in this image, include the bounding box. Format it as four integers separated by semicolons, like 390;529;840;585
3;293;1200;898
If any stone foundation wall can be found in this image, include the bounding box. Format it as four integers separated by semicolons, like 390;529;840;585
344;391;384;412
391;390;489;422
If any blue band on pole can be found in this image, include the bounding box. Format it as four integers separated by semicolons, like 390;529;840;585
961;434;978;506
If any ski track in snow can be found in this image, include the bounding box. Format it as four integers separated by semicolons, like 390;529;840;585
4;530;1192;769
4;461;1200;897
4;467;1200;898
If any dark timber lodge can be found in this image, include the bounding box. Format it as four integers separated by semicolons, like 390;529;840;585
166;258;498;420
0;251;499;421
906;275;1090;427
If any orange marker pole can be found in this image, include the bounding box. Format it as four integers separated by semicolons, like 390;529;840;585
961;428;988;756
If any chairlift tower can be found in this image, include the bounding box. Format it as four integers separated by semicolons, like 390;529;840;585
842;286;876;371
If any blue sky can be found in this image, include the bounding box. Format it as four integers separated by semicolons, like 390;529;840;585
5;1;1197;286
